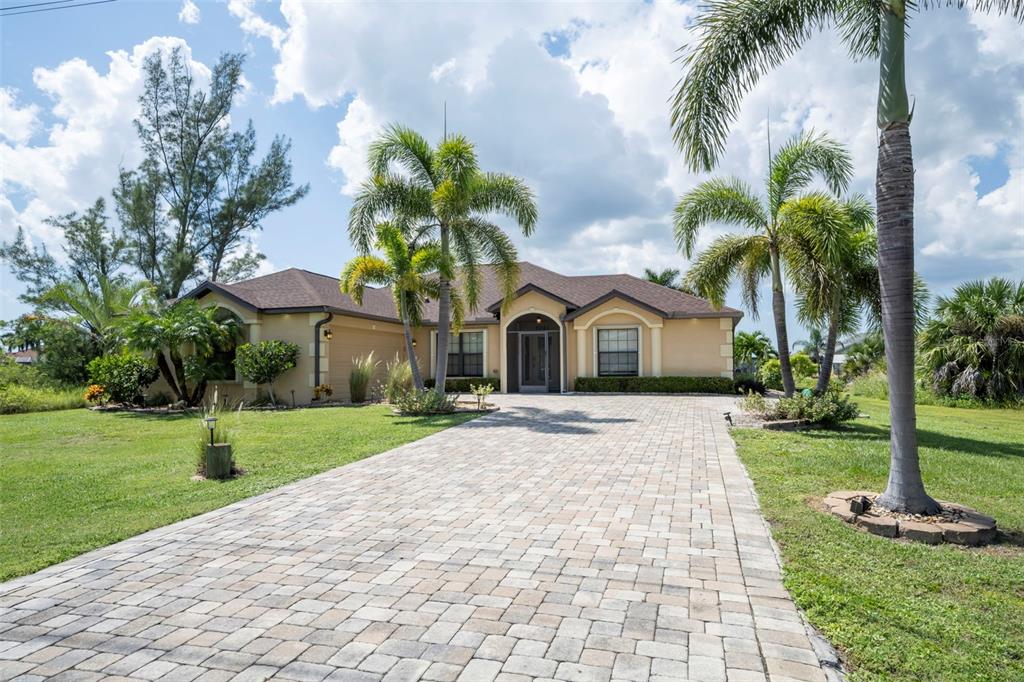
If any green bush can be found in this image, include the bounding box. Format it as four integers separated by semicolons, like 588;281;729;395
394;388;458;415
0;357;51;389
740;387;859;426
349;351;379;403
235;340;300;405
790;352;817;379
574;375;735;394
424;377;500;392
758;358;783;390
0;384;86;414
87;353;159;405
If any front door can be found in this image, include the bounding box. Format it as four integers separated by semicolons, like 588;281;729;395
520;332;547;392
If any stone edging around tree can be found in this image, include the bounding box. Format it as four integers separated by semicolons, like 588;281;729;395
823;490;997;546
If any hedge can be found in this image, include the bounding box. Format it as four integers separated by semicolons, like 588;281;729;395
424;377;500;392
574;376;735;394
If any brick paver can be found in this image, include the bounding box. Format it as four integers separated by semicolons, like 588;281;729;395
0;395;829;681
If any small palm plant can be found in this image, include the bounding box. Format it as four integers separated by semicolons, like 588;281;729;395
349;352;380;404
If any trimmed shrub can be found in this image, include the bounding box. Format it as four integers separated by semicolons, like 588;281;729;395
349;351;379;403
574;376;735;394
733;373;766;395
790;352;817;379
742;387;859;426
424;377;500;392
87;353;158;405
235;340;300;405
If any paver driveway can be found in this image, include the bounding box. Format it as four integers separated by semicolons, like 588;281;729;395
0;395;830;682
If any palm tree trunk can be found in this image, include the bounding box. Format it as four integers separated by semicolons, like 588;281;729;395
769;246;796;396
400;292;424;390
433;224;452;395
816;292;841;394
873;122;939;514
155;351;184;402
873;3;939;515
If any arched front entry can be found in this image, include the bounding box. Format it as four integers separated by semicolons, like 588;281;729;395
506;314;560;393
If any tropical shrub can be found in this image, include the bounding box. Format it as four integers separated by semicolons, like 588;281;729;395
742;387;859;426
790;352;817;379
2;314;99;386
758;359;783;390
84;384;106;403
394;388;458;415
349;351;379;403
574;376;735;394
87;353;158;405
234;340;300;406
840;333;885;380
383;355;414;403
424;377;500;392
313;384;333;400
733;331;777;373
733;373;766;396
919;278;1024;402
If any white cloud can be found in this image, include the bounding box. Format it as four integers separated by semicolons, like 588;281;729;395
0;89;39;145
0;37;210;254
178;0;200;25
326;96;383;196
227;0;285;51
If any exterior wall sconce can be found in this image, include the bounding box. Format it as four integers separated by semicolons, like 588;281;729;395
536;317;543;325
412;339;417;347
323;328;333;340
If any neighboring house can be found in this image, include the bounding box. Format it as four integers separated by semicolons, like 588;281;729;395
7;349;39;365
171;262;742;403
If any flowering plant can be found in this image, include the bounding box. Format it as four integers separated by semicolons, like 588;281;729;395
84;384;106;403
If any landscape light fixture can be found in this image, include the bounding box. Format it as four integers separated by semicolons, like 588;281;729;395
204;417;217;447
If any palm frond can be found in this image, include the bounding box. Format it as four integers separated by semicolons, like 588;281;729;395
367;123;436;187
674;177;768;257
469;173;538;236
684;233;765;310
670;0;840;171
768;131;854;213
340;255;393;305
348;173;433;252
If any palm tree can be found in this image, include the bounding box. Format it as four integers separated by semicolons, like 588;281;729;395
122;299;240;405
782;194;879;392
349;125;537;394
792;328;827;364
669;1;1023;512
644;267;682;288
733;330;777;373
675;131;853;396
40;277;151;352
341;223;464;391
919;278;1024;401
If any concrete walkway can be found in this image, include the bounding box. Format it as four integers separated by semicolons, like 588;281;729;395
0;395;829;681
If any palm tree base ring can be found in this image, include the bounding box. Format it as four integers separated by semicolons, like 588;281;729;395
822;491;997;546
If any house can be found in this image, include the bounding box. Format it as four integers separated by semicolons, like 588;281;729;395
174;262;742;403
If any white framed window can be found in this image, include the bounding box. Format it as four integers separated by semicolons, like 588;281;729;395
597;327;639;377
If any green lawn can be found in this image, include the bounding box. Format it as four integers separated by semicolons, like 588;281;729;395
732;398;1024;682
0;406;476;582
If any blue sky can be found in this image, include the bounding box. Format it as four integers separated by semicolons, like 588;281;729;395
2;0;1022;346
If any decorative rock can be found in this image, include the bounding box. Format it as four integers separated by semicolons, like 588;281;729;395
898;521;943;545
856;514;898;538
939;522;995;546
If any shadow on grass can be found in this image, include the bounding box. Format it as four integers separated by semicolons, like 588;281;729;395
105;410;197;422
799;422;1024;459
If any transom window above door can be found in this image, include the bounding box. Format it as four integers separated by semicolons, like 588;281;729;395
448;331;484;377
598;328;638;376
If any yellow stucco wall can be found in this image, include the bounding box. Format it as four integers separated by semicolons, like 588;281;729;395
661;316;734;378
327;317;406;401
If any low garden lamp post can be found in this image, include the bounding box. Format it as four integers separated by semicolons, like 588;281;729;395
204;416;217;447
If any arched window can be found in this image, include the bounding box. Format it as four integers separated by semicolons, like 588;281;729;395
207;308;243;381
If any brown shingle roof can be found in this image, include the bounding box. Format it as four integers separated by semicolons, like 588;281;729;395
183;262;741;324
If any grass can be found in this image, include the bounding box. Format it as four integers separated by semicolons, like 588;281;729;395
0;405;477;581
732;398;1024;682
0;383;86;414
